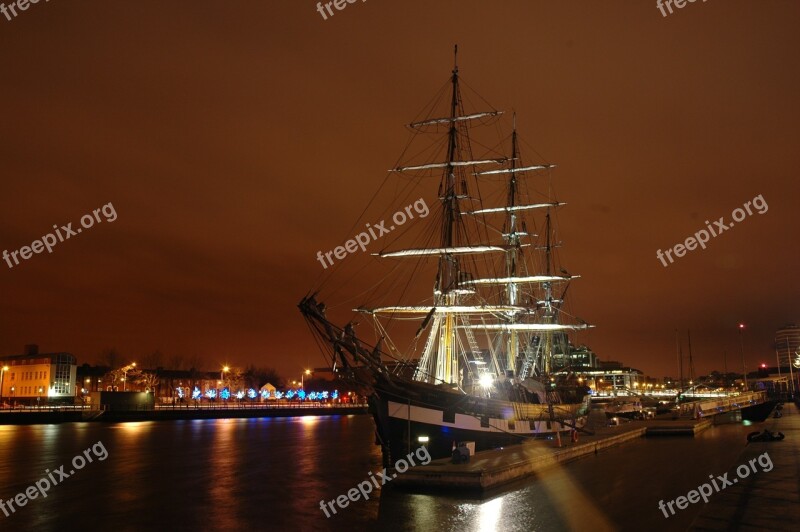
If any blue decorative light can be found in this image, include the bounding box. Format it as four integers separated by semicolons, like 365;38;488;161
261;389;270;399
236;390;245;400
247;388;257;399
176;387;185;399
286;390;296;399
274;391;284;399
321;391;329;399
308;391;317;400
192;387;202;400
220;387;231;400
332;390;339;400
205;389;217;399
298;390;306;400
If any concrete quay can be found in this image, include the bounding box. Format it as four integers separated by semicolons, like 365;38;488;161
0;404;368;424
689;402;800;530
393;414;727;492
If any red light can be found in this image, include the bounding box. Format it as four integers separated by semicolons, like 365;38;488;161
738;323;745;329
760;363;767;368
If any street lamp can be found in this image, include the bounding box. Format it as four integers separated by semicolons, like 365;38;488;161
738;324;748;391
221;365;230;384
301;369;311;389
122;362;136;391
0;366;8;406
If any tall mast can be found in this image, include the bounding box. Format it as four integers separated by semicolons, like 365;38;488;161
723;350;728;386
438;45;460;293
505;113;520;376
543;210;554;374
437;45;461;384
687;329;695;385
675;329;683;398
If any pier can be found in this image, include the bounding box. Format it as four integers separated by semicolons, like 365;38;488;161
393;391;774;492
690;402;800;529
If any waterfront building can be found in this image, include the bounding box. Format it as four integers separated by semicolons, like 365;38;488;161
551;343;599;370
0;344;77;404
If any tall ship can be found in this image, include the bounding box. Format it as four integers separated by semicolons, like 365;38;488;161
300;49;594;465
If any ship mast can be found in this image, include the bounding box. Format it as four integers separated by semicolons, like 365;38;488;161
437;45;462;385
505;114;521;377
543;209;554;374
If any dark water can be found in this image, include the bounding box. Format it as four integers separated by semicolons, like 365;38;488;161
0;415;767;531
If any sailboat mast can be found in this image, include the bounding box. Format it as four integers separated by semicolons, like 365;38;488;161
687;329;695;385
675;329;683;401
723;350;728;387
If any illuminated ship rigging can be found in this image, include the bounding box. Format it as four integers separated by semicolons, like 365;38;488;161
300;47;595;464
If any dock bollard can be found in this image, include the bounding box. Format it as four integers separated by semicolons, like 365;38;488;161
555;430;562;447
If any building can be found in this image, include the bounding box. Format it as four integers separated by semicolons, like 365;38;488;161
551;344;599;370
0;345;77;404
775;323;800;366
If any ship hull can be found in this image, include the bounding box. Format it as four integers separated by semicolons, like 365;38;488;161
366;377;588;464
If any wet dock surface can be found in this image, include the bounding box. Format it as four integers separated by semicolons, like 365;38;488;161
690;402;799;530
393;410;721;491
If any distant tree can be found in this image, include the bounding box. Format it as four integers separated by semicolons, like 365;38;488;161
134;371;160;392
223;367;245;391
168;354;185;370
104;363;140;390
98;348;120;369
243;365;284;389
186;354;204;371
140;350;165;370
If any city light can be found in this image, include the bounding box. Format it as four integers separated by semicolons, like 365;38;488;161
479;374;494;388
0;366;8;403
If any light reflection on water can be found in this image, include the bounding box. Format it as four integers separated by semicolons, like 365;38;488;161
0;415;758;530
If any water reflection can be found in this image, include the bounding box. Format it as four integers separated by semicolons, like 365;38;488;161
477;496;503;531
208;419;241;528
0;414;762;530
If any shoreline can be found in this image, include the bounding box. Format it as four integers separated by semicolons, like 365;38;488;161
0;404;369;425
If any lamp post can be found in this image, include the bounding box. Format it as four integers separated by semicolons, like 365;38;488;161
221;366;230;384
0;366;8;407
738;324;748;391
122;362;136;391
301;369;311;389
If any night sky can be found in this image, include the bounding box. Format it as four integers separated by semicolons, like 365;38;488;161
1;1;798;380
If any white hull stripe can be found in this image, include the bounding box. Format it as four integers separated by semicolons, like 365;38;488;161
386;401;585;434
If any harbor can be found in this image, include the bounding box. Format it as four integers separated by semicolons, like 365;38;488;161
2;2;799;530
391;391;772;492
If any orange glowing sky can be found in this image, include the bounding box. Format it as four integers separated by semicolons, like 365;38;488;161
1;1;798;379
